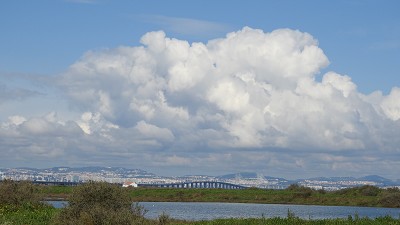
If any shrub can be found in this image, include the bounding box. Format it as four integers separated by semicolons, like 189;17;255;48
0;179;43;208
52;181;144;225
0;205;58;225
158;212;170;225
335;185;381;197
69;181;131;212
385;187;400;193
334;186;358;196
131;202;148;218
359;185;381;196
54;204;139;225
379;192;400;208
286;184;301;191
286;184;313;198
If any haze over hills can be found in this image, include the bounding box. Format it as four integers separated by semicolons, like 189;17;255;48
1;167;399;190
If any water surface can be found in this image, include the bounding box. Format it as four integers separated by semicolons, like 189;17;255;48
47;201;400;221
140;202;400;221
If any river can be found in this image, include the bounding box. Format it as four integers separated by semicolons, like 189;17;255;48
47;201;400;221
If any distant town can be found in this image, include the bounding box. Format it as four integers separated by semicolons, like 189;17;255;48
1;166;399;191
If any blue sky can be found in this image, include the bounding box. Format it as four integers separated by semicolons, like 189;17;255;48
1;0;399;93
1;0;399;179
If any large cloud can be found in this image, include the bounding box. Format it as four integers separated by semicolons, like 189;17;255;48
1;27;400;177
59;27;400;151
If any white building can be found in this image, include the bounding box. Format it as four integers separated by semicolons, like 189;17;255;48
122;181;138;188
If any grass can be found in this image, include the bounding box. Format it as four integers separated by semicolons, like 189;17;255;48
0;204;59;225
2;206;400;225
186;216;400;225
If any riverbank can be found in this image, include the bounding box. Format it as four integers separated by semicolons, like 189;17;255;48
2;206;400;225
190;217;400;225
42;185;400;208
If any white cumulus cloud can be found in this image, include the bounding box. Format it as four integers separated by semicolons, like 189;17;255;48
1;27;400;177
57;27;400;153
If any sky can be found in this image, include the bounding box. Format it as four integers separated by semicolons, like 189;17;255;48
0;0;399;179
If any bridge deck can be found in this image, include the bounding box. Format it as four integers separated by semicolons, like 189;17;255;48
20;180;247;189
138;181;246;189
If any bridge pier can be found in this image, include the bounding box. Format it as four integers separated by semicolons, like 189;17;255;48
142;181;245;190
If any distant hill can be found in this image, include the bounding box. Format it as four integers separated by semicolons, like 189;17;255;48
218;172;259;179
301;175;398;186
358;175;395;185
218;172;288;182
304;177;357;182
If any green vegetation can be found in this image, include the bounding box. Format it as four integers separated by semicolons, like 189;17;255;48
127;184;400;208
1;180;184;225
2;180;400;224
38;183;400;208
52;181;151;225
41;185;73;200
41;183;400;208
188;216;400;225
0;179;43;207
0;179;58;225
0;204;58;225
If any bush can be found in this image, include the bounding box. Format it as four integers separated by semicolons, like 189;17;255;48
379;192;400;208
131;202;148;218
158;212;170;225
52;181;145;225
70;181;131;211
335;185;381;197
54;204;140;225
385;187;400;193
286;184;313;198
0;205;58;225
286;184;301;191
0;179;43;208
359;185;381;196
334;186;358;196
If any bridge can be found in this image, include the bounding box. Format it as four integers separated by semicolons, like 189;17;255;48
138;181;246;189
31;181;81;186
25;180;246;190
